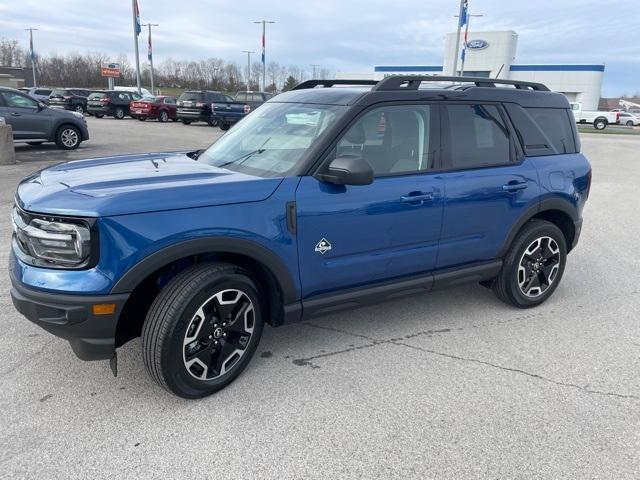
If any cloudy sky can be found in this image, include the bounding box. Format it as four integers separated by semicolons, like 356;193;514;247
0;0;638;95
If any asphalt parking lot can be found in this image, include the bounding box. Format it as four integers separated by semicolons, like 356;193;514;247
1;120;639;479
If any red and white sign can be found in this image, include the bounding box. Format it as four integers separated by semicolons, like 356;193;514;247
100;63;120;78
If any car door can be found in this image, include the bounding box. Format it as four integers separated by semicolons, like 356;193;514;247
0;90;49;139
295;103;444;299
436;103;540;269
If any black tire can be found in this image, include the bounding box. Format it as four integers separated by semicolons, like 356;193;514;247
159;110;169;123
54;124;82;150
94;114;104;118
137;116;147;121
594;118;607;130
114;107;125;120
207;117;218;127
141;262;264;399
491;219;567;308
182;120;192;125
626;120;634;127
26;141;44;146
219;122;231;131
74;104;85;114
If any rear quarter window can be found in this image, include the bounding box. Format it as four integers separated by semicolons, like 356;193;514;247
525;107;577;154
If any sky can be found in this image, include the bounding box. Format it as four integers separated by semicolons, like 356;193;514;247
0;0;638;96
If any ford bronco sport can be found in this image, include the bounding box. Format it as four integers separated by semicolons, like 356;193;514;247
10;76;591;398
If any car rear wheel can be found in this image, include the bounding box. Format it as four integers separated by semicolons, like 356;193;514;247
182;119;192;125
220;122;231;131
207;118;218;127
55;125;81;150
114;107;125;120
74;104;85;114
491;219;567;308
626;120;634;127
141;262;264;398
159;110;169;123
594;118;607;130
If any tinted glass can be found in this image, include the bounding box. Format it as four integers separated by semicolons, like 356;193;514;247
235;92;247;102
178;92;204;102
445;104;510;168
199;102;347;177
51;89;69;97
1;91;38;108
163;96;176;104
35;89;51;96
337;105;433;175
525;108;576;154
88;92;107;100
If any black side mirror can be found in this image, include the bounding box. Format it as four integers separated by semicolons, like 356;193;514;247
316;155;374;186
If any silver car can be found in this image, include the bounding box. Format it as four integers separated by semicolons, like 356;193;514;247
618;112;640;127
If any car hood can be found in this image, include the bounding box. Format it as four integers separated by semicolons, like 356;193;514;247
16;152;283;217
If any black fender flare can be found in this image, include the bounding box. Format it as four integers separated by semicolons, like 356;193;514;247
497;198;578;258
109;237;298;304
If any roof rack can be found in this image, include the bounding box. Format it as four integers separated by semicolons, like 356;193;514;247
372;75;550;92
292;79;378;90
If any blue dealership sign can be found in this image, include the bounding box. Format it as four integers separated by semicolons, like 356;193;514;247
466;39;489;50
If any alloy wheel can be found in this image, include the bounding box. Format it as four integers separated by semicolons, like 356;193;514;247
517;236;561;298
60;128;79;148
182;289;255;380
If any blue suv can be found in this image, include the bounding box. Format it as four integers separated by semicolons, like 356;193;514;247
10;76;591;398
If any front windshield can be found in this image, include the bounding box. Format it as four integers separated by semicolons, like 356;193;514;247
198;102;347;177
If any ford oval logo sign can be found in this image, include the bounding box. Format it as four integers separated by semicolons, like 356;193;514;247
466;39;489;50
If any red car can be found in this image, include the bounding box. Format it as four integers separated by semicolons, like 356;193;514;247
130;96;178;122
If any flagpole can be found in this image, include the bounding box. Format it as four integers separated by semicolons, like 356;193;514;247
452;0;465;77
459;13;483;77
132;0;142;94
143;23;159;94
25;28;38;87
253;20;275;91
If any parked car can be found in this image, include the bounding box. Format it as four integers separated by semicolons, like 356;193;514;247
130;96;178;122
9;76;591;398
211;91;274;130
19;87;53;104
617;111;640;127
86;90;142;119
0;86;88;149
48;88;92;114
570;102;619;130
176;90;233;126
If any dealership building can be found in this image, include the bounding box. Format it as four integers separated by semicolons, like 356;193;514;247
337;30;605;110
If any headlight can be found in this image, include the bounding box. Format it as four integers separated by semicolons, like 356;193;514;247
12;207;93;268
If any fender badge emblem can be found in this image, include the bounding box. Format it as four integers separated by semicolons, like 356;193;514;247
315;238;332;254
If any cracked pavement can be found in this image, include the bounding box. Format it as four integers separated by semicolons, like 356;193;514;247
1;120;639;479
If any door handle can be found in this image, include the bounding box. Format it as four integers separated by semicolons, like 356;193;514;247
502;182;528;192
400;191;434;203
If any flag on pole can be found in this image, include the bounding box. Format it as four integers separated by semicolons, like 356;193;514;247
135;0;142;36
261;32;265;63
148;31;152;62
29;33;35;61
459;0;468;27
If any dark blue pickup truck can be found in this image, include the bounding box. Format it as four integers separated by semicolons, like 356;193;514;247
210;91;274;130
10;76;591;398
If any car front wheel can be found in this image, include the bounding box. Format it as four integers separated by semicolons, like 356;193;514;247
491;219;567;308
220;122;231;131
141;262;264;398
74;104;85;114
159;110;169;122
114;107;125;119
55;125;81;150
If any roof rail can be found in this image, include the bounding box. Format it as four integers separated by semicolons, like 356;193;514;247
372;75;550;92
292;79;378;90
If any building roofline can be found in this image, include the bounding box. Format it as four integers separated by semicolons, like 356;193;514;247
510;64;605;72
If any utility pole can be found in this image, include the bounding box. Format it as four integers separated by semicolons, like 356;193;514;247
310;64;320;79
452;0;467;77
454;13;483;76
253;20;275;91
132;0;142;94
24;28;38;87
143;23;159;94
241;50;255;89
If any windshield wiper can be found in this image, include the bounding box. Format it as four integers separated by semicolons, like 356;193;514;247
216;137;272;168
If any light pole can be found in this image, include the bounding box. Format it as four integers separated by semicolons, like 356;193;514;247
242;50;255;89
452;0;466;77
253;20;275;91
454;13;483;76
24;28;38;87
143;23;159;94
310;64;320;79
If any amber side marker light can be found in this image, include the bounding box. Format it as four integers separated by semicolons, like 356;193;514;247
92;304;116;315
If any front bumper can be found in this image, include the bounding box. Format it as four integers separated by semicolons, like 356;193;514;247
10;277;129;361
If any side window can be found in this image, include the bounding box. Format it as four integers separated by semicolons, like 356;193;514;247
164;97;176;104
525;107;576;154
445;104;511;169
236;92;247;103
35;89;51;96
1;92;38;109
336;105;434;176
